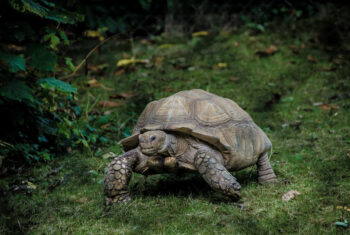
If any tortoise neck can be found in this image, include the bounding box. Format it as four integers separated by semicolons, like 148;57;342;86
159;134;176;156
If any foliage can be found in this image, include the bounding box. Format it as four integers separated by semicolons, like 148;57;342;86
0;1;105;165
1;18;350;233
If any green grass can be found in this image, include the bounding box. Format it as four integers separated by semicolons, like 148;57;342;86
1;25;350;234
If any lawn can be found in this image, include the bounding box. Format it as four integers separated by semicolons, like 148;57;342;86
1;24;350;234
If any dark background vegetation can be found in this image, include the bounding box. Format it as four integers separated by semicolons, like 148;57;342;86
0;0;350;234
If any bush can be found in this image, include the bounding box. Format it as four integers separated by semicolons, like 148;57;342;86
0;0;97;165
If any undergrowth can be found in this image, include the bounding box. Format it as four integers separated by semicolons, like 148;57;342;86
1;20;350;234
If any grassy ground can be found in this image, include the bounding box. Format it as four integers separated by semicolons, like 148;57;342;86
1;24;350;234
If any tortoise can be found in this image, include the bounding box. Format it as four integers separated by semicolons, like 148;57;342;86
104;89;277;204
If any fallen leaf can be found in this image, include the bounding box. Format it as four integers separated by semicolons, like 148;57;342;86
212;63;227;70
256;45;278;57
192;31;209;37
289;45;299;54
101;123;110;129
307;55;317;63
319;104;339;110
98;100;124;108
229;77;239;81
87;79;100;88
282;190;301;202
116;58;150;67
155;57;164;67
87;79;114;91
27;181;37;190
157;44;173;50
319;67;336;71
233;41;239;47
102;152;117;159
121;53;130;59
163;87;173;92
87;64;108;74
265;45;278;54
336;206;350;212
7;44;25;52
140;39;151;45
76;197;88;203
109;91;137;99
84;30;104;41
220;30;230;36
114;69;125;76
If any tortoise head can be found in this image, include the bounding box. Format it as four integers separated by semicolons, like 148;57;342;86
138;130;170;155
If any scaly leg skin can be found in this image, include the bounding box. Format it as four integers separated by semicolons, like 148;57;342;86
194;152;241;201
257;152;277;184
104;149;139;205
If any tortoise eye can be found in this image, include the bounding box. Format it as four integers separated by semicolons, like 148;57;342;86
150;136;156;141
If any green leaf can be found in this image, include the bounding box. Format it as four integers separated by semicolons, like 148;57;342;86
59;31;69;45
0;51;26;72
38;78;77;93
64;57;75;71
43;33;60;50
9;0;49;17
0;80;33;102
27;44;57;72
256;24;265;32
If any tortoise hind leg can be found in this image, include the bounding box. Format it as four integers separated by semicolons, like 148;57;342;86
194;151;241;201
257;152;277;184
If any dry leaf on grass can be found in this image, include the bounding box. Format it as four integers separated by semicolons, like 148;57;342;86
114;69;125;76
192;31;209;37
102;152;117;159
76;197;88;203
212;63;227;70
256;45;278;57
289;45;299;54
87;64;108;74
109;91;137;99
282;190;301;202
155;57;164;67
319;104;339;110
116;58;150;67
336;206;350;212
307;55;317;63
98;100;124;108
87;79;114;91
84;30;104;41
229;77;239;82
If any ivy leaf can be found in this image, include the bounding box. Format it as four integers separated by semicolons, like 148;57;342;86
0;80;33;102
27;44;57;72
0;51;26;73
38;77;77;93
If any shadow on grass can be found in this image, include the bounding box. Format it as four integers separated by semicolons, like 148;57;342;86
129;168;259;203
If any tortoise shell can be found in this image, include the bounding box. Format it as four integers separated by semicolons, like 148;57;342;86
120;89;271;170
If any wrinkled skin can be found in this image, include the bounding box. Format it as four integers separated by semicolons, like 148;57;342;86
104;130;276;204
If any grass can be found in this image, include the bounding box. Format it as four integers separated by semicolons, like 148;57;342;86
1;23;350;234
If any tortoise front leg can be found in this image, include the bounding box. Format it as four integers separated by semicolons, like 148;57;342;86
104;149;140;204
194;151;241;201
257;152;277;184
